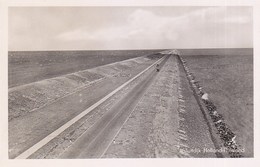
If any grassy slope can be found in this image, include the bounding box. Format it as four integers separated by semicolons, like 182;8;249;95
180;48;253;157
9;50;163;88
9;54;162;121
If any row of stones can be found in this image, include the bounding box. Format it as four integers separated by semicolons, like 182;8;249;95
178;55;243;158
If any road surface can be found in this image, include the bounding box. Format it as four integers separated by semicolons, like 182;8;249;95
60;56;169;158
9;55;166;159
9;52;221;159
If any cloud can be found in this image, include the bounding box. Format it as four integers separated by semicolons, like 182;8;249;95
56;9;183;49
9;7;253;50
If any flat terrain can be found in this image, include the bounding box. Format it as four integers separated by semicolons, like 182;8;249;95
180;48;253;157
9;54;163;158
103;55;217;158
9;49;162;88
59;56;169;158
8;48;254;158
8;54;162;121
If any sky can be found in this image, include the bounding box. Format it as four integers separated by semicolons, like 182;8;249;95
8;6;253;51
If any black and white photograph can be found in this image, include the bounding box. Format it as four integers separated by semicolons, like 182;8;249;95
1;0;259;166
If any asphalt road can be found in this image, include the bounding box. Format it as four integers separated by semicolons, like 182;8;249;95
9;53;224;158
9;55;166;159
59;56;169;158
